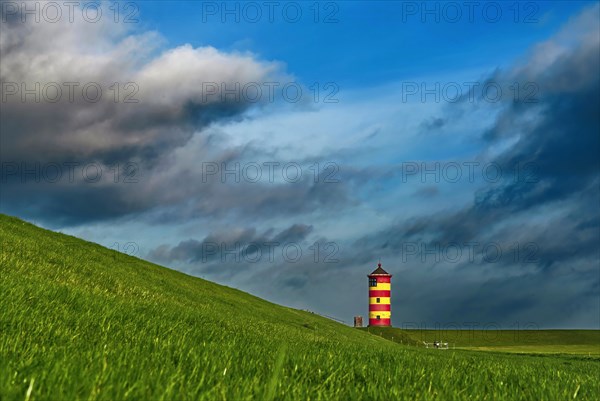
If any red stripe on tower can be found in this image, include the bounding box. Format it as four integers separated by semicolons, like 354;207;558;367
369;290;390;297
369;304;391;311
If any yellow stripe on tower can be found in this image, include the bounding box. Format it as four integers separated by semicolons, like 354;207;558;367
369;283;391;290
369;297;391;304
369;311;391;319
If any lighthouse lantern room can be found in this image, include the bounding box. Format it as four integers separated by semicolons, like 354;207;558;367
368;263;392;327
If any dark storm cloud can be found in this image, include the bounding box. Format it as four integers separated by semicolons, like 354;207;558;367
134;155;352;228
392;261;598;328
0;4;352;227
0;181;153;227
149;224;313;264
0;147;352;228
412;186;439;199
419;117;445;132
359;3;600;252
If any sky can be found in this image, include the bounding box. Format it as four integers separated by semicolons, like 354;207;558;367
1;0;599;329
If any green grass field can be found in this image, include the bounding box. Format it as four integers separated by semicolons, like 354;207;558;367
1;214;599;400
363;327;600;356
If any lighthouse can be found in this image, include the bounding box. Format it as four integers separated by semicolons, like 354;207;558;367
368;263;392;326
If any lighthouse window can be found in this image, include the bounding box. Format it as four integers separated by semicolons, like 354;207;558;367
376;315;381;320
376;298;380;303
369;278;377;287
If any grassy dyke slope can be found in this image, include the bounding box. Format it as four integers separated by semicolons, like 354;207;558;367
1;214;599;400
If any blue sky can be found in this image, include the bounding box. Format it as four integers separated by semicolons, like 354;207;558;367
136;1;590;85
1;0;599;329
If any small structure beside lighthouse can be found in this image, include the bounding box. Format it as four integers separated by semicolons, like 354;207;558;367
368;263;392;326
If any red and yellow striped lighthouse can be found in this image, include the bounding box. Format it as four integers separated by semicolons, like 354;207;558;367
368;263;392;326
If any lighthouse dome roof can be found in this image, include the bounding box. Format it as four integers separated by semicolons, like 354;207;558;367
369;263;390;276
